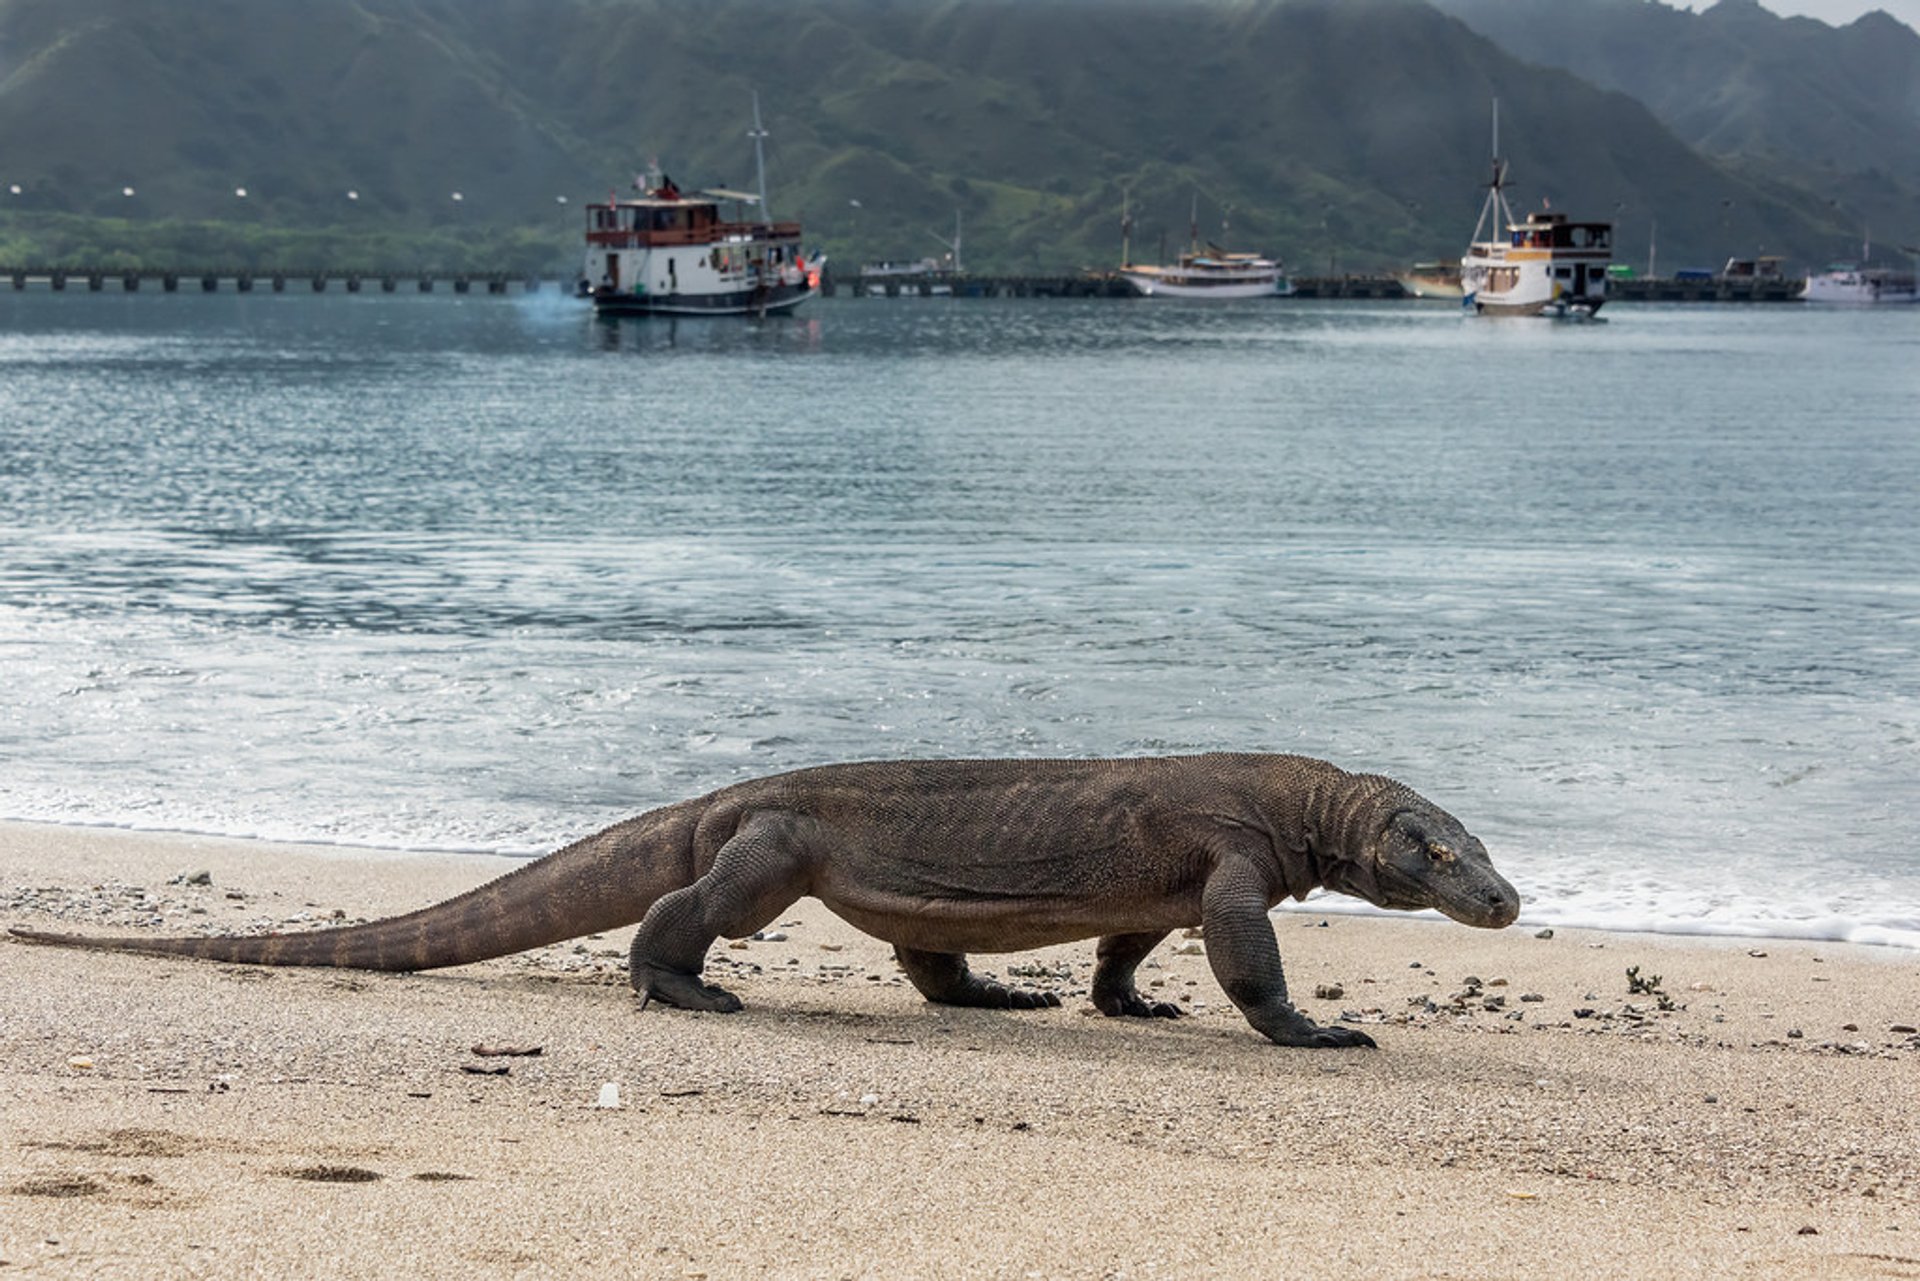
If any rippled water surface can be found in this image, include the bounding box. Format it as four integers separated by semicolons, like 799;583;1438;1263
2;290;1916;945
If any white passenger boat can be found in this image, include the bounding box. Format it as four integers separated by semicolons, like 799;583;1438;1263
1459;104;1610;317
1120;249;1294;299
579;180;821;317
578;98;821;317
1801;241;1918;304
1117;192;1293;298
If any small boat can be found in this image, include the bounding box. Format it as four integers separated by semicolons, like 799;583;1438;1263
1459;102;1610;318
1395;261;1465;299
578;181;820;317
1117;192;1293;299
578;98;821;317
1802;240;1918;304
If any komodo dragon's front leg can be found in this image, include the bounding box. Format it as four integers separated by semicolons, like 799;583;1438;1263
1203;851;1376;1049
893;947;1064;1010
627;812;810;1012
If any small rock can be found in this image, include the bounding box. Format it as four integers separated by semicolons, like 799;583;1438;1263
1787;1028;1804;1040
1890;1024;1917;1035
174;870;213;887
1704;1094;1718;1104
1314;983;1345;1000
1519;992;1545;1003
1748;949;1769;958
1534;928;1554;940
1180;927;1205;939
595;1082;621;1109
1796;1225;1818;1236
753;930;787;943
67;1055;95;1071
1172;940;1204;956
858;1092;880;1106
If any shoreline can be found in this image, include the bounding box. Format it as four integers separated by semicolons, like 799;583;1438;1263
8;814;1915;955
4;820;1918;1277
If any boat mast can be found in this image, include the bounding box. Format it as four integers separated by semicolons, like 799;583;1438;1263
748;91;771;225
1120;184;1133;268
1469;98;1515;247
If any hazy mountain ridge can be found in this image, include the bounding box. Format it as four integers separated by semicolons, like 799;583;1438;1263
0;0;1905;273
1431;0;1920;259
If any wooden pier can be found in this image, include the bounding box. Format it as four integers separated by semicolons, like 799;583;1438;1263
3;266;1809;302
4;267;556;295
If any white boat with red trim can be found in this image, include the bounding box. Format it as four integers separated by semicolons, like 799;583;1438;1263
579;179;821;317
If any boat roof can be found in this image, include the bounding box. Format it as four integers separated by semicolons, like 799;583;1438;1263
599;188;763;209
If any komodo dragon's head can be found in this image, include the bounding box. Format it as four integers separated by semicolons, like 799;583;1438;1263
1324;783;1521;929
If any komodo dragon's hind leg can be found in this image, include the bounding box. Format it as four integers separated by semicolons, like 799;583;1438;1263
628;815;808;1014
893;947;1064;1011
1091;931;1184;1019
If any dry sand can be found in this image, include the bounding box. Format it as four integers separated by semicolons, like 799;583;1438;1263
3;819;1917;1279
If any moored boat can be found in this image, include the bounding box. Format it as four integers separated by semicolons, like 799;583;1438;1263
1117;191;1293;299
1395;261;1465;299
1120;250;1294;299
1801;241;1918;304
1459;103;1610;318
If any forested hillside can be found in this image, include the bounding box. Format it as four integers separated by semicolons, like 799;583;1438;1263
0;0;1902;273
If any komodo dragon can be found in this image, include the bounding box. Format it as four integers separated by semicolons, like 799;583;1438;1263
10;753;1520;1048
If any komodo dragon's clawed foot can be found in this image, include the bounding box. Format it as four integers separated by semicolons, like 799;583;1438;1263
631;963;744;1014
1092;988;1185;1020
892;946;1062;1011
976;980;1063;1011
1260;1016;1376;1049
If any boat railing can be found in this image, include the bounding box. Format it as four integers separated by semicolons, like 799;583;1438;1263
586;220;802;249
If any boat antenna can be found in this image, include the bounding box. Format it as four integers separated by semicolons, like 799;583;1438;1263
1120;184;1134;268
1189;191;1199;255
748;90;771;224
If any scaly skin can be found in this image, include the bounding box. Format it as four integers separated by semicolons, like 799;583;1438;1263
9;754;1520;1049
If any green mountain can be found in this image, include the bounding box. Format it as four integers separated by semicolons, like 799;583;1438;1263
0;0;1890;274
1431;0;1920;265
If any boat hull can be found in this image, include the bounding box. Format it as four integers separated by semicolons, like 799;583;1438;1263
590;281;818;317
1801;272;1918;305
1119;271;1291;299
1396;273;1465;300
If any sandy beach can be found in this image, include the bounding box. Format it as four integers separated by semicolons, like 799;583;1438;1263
2;819;1916;1279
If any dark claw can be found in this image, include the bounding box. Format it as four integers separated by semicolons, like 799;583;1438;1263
1095;990;1187;1020
1004;987;1061;1010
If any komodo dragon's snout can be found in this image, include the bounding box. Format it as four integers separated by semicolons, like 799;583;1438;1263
1361;802;1520;929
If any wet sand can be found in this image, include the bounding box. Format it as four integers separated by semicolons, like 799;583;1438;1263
3;819;1917;1278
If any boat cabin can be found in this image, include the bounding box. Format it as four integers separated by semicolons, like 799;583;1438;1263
1507;212;1610;252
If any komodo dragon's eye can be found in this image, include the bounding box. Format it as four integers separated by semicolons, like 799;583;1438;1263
1425;842;1456;864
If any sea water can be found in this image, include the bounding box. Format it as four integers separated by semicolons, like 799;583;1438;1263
1;291;1915;948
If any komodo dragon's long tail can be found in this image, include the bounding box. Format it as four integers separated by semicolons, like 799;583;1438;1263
7;806;700;972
